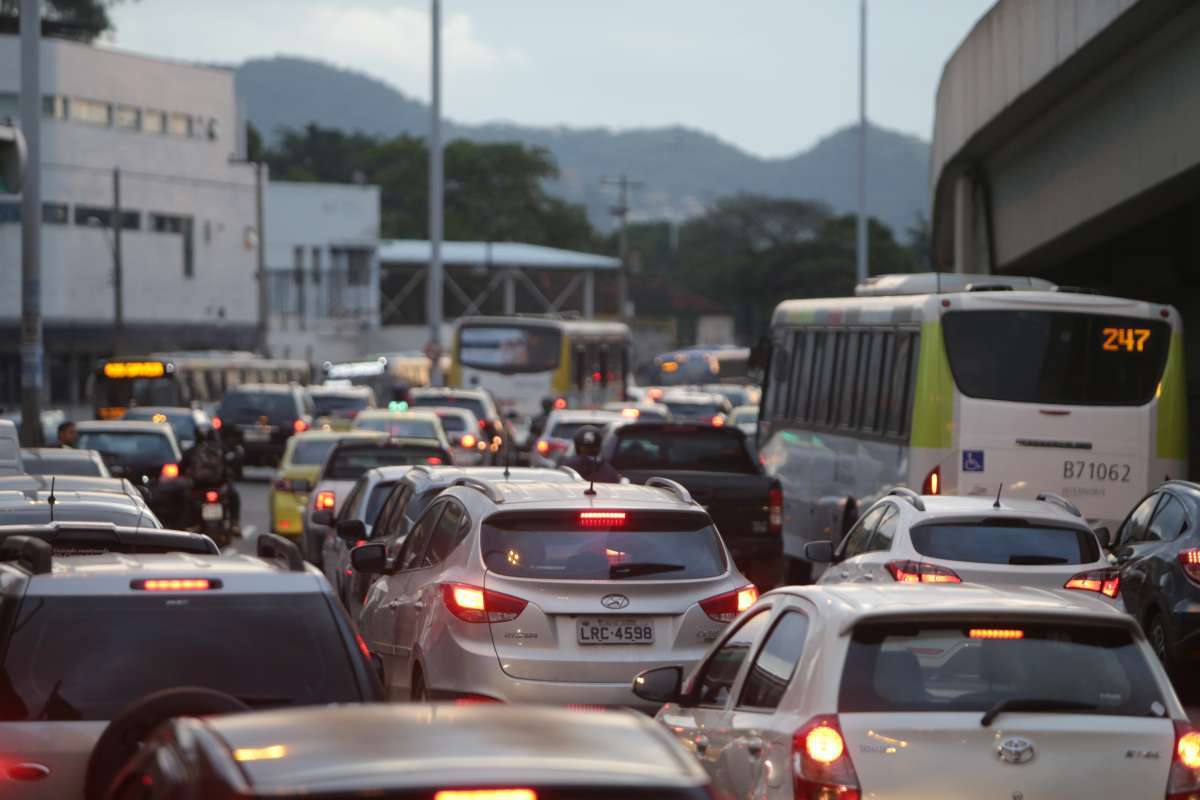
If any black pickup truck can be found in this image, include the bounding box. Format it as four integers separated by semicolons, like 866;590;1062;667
600;421;783;590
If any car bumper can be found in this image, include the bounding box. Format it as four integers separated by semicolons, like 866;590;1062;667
270;490;308;536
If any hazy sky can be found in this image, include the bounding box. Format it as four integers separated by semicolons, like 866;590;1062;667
106;0;995;158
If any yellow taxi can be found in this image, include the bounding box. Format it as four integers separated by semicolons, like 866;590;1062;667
269;431;358;536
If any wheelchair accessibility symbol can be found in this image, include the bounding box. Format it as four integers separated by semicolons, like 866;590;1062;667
963;450;985;472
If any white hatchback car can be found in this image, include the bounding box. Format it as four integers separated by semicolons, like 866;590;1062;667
636;583;1200;800
806;489;1122;606
354;478;758;710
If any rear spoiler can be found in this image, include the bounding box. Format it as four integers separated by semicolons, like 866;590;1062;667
0;523;219;557
837;604;1134;637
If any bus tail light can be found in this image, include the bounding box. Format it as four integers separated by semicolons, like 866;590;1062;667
204;490;219;504
160;463;180;480
440;582;527;624
699;585;758;623
1168;721;1200;798
921;465;941;495
1179;549;1200;584
1064;568;1121;598
792;715;860;800
315;491;336;511
768;484;783;535
885;560;961;584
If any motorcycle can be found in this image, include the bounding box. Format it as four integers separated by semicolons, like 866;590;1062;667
191;482;238;548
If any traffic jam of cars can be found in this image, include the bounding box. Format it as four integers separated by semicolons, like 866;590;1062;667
2;280;1200;800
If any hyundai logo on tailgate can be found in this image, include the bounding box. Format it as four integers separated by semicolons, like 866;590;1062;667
601;594;630;610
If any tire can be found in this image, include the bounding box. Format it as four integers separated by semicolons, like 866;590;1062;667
411;667;426;703
784;556;814;586
84;687;249;800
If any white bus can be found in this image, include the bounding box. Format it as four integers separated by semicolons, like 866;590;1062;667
449;316;632;420
757;274;1187;583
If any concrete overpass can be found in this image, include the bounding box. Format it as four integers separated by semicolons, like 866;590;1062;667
931;0;1200;471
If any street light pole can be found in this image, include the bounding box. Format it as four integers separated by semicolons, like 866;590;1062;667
19;0;43;445
855;0;869;286
112;167;124;354
427;0;445;385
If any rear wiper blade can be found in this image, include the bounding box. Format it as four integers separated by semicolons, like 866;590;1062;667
981;698;1098;727
609;562;686;578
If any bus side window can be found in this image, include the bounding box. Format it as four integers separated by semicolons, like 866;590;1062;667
860;331;884;432
886;332;918;437
792;331;812;422
764;333;790;421
873;333;896;435
824;331;846;427
804;332;825;424
838;332;862;429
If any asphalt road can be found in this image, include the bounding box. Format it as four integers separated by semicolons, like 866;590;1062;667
230;467;274;556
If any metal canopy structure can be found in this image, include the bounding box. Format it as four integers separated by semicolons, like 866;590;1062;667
377;240;620;324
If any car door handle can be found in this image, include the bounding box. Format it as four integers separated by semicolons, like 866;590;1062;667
694;735;709;753
743;736;764;757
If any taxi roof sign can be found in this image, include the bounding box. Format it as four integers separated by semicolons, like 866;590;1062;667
103;361;166;379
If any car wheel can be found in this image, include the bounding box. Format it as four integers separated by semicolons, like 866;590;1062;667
411;667;426;702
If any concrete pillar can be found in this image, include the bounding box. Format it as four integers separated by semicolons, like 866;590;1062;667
953;172;976;274
503;270;516;315
583;270;595;319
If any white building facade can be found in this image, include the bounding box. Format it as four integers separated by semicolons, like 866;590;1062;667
0;36;258;406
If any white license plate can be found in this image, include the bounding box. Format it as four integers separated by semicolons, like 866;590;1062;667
577;618;654;645
243;428;270;442
201;503;223;521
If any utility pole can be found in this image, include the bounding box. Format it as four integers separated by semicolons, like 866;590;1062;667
855;0;869;285
427;0;445;386
112;167;124;355
19;0;42;445
255;161;268;355
601;175;642;318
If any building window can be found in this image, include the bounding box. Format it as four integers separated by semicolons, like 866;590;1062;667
43;203;69;224
167;112;192;137
75;206;112;228
150;214;195;277
311;247;322;284
114;105;141;131
69;98;112;127
0;93;16;118
41;95;68;120
182;218;194;278
0;201;19;223
344;248;372;286
143;110;166;134
150;213;186;234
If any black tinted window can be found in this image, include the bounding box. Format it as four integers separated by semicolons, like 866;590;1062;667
611;429;755;474
739;612;808;709
909;523;1097;565
217;391;298;420
425;503;466;566
364;481;398;526
942;311;1170;406
409;395;488;421
0;594;361;720
695;611;769;707
1147;495;1187;543
397;506;442;570
313;394;371;415
291;439;336;466
76;432;175;464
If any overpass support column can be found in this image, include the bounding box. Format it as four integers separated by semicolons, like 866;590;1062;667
953;172;977;274
583;270;595;319
502;270;516;315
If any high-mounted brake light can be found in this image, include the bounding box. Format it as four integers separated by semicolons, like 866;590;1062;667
922;465;941;495
434;790;536;800
461;434;477;449
969;628;1024;640
205;490;219;503
315;491;336;511
1168;721;1200;797
133;578;217;591
621;407;640;418
579;511;626;527
1064;568;1120;598
886;560;961;584
768;485;783;536
293;419;309;433
793;715;860;799
160;463;180;480
440;582;528;624
699;585;758;623
1180;549;1200;584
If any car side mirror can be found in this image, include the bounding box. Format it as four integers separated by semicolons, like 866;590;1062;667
1093;525;1112;549
337;518;367;544
632;665;683;704
312;509;334;527
804;540;834;564
351;542;388;575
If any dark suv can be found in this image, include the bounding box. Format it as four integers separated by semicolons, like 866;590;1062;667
1112;479;1200;677
214;384;315;468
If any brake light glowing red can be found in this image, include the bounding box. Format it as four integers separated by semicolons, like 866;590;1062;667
426;456;444;465
478;419;489;430
355;632;371;660
1180;549;1200;584
315;491;335;511
805;723;845;764
886;560;961;584
453;694;503;706
969;628;1024;640
711;415;725;427
579;511;626;527
461;434;477;449
160;463;180;480
921;465;940;495
700;584;758;623
211;416;222;431
293;419;309;433
440;582;528;624
204;490;219;503
536;440;550;455
768;485;783;535
1169;720;1200;797
138;579;212;591
1178;724;1200;769
737;585;759;612
434;790;536;800
793;715;860;799
1064;568;1121;598
553;397;567;410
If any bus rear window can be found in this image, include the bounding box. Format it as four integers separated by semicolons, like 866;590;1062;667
458;326;561;372
909;523;1097;565
942;311;1170;406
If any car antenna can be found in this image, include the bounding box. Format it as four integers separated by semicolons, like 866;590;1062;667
503;430;511;480
993;482;1004;510
47;476;56;523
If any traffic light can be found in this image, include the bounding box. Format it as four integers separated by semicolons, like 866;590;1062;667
0;123;26;194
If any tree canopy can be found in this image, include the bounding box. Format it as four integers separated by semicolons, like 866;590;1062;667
0;0;128;42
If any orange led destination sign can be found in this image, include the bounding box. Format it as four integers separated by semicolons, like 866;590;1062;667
1101;327;1151;353
103;361;166;379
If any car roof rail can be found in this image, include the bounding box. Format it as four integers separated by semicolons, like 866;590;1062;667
886;487;926;512
408;464;437;477
645;477;695;505
451;477;505;504
0;536;52;575
1035;492;1082;518
557;465;583;480
256;533;306;572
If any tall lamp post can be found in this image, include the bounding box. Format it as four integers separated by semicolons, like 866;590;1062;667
855;0;869;285
427;0;445;385
86;215;123;354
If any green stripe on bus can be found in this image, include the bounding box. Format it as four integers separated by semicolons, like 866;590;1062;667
1156;331;1188;460
910;319;954;449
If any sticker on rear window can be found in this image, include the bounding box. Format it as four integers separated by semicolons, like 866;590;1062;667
963;450;985;472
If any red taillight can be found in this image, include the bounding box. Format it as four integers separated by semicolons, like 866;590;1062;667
1064;568;1121;598
478;419;489;430
453;694;504;706
211;416;222;431
1168;721;1200;798
885;560;961;584
293;419;309;433
711;415;725;427
553;397;567;410
699;584;758;623
160;463;180;480
579;511;626;527
426;456;444;465
435;790;535;800
536;440;550;455
1180;549;1200;584
204;490;219;503
921;465;941;495
315;491;335;511
355;632;371;660
440;582;528;624
793;715;860;800
461;434;477;449
134;578;214;591
768;485;783;535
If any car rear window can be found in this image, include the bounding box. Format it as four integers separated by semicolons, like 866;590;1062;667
122;410;197;444
611;428;756;474
76;432;175;464
409;395;488;421
482;510;726;580
23;455;105;477
0;593;362;720
355;417;439;439
909;522;1098;565
326;446;446;480
435;413;469;434
218;391;297;421
292;439;337;466
663;400;725;418
548;421;613;441
313;394;372;416
839;622;1164;717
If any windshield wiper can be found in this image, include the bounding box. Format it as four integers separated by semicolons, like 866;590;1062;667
980;698;1098;727
608;562;686;578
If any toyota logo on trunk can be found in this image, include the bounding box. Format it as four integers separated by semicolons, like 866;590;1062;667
601;594;630;610
997;737;1035;764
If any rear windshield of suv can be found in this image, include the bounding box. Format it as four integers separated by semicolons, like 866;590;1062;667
839;622;1163;717
355;417;439;439
22;454;105;477
611;428;755;474
409;395;489;421
313;394;372;416
0;593;362;720
663;400;726;419
76;432;176;464
482;511;726;580
435;413;470;434
218;391;297;421
325;446;446;479
909;523;1098;565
